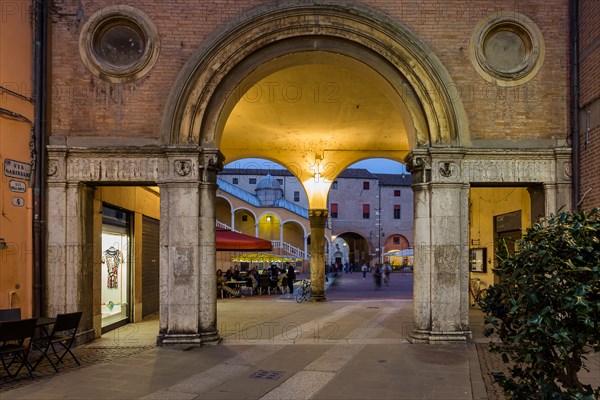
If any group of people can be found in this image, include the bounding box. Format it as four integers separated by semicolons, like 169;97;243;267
216;268;243;298
216;263;297;298
330;261;357;275
263;263;296;294
372;262;393;289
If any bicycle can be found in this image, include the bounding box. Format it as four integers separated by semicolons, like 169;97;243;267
469;277;488;307
295;279;311;303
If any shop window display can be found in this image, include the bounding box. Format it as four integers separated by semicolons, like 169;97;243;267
101;206;130;328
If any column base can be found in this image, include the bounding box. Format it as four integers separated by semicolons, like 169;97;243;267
157;333;202;346
199;330;221;345
408;329;472;344
309;294;327;302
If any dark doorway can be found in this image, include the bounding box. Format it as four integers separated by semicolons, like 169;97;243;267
142;216;160;318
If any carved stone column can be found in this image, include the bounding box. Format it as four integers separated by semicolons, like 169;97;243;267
46;148;95;343
198;149;224;343
157;156;203;345
308;209;328;302
46;150;68;317
46;176;95;342
544;183;558;216
428;181;470;341
545;182;572;214
410;181;432;335
46;180;68;317
406;151;471;343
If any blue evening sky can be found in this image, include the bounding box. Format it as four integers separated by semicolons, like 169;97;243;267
225;158;407;174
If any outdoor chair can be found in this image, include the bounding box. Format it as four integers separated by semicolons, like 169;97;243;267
0;308;21;322
280;277;289;294
32;311;82;372
0;317;37;379
258;276;272;295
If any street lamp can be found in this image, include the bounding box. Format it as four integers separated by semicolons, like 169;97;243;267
377;184;382;263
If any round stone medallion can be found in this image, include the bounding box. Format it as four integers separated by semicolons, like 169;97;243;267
80;6;159;83
470;13;544;86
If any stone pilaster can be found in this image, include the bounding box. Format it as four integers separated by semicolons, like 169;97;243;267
407;150;471;343
544;183;558;216
198;149;224;344
157;181;202;345
308;209;328;302
157;152;203;346
428;182;470;341
46;180;68;317
45;177;95;342
410;182;432;336
46;147;68;317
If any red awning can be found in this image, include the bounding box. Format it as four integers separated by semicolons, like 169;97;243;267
216;228;273;251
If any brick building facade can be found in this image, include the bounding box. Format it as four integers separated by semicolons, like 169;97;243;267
3;0;581;344
576;0;600;209
218;167;413;266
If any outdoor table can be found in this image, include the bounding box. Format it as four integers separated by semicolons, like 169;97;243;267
36;317;56;337
226;280;247;290
36;317;56;327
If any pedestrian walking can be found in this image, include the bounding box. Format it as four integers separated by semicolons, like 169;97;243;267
383;261;392;286
361;262;368;279
373;264;382;289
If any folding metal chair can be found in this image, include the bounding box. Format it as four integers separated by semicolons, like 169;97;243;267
0;308;21;322
0;318;37;379
32;311;82;372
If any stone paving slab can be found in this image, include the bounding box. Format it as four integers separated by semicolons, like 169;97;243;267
2;274;597;399
1;298;483;400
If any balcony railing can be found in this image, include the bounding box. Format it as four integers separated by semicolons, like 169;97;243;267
271;240;306;259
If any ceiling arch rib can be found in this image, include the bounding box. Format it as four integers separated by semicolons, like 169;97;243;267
220;51;414;174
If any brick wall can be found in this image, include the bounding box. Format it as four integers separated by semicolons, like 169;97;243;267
578;0;600;209
49;0;570;143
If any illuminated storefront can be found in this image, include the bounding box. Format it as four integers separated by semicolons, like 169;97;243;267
101;206;131;330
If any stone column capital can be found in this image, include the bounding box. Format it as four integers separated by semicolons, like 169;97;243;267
308;209;328;227
200;148;225;183
405;152;431;184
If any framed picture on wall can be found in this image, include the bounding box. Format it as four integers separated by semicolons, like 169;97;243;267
469;248;487;273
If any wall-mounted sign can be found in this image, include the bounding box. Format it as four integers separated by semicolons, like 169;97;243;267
9;180;27;193
4;159;31;180
12;197;25;207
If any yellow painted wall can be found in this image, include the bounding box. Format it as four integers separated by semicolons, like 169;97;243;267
0;1;33;316
469;187;532;289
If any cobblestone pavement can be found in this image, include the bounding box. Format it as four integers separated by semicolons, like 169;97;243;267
475;342;508;400
1;331;508;399
2;277;596;399
471;305;599;400
0;345;155;392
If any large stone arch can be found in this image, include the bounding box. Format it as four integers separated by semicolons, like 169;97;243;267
161;1;470;150
42;1;573;347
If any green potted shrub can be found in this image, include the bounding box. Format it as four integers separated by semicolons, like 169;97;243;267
480;208;600;399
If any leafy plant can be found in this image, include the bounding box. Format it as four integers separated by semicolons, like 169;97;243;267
479;208;600;399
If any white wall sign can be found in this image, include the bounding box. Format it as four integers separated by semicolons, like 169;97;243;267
12;197;25;207
4;159;32;180
9;180;27;193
